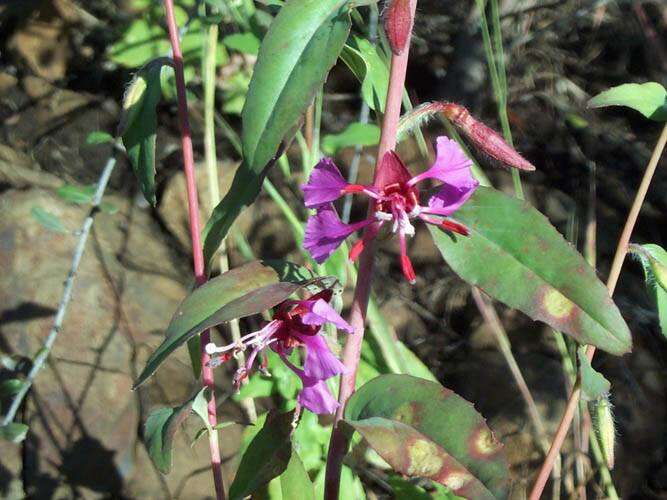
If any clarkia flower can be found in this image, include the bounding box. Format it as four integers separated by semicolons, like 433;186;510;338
205;289;352;415
302;136;478;284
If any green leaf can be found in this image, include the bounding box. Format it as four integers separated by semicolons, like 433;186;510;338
223;32;261;55
257;451;316;500
99;201;119;215
85;131;114;145
388;476;463;499
629;243;667;337
133;261;330;388
56;184;96;205
229;410;295;500
588;82;667;121
429;187;631;355
109;19;171;68
344;374;508;499
202;0;356;268
192;421;238;447
0;423;29;443
340;35;388;111
0;379;23;398
119;58;171;206
31;206;68;234
321;122;380;155
578;348;610;401
144;393;198;474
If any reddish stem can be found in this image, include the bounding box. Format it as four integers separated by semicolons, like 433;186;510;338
162;1;225;498
324;2;418;498
529;122;667;499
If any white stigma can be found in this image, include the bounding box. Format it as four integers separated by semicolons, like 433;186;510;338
205;342;221;355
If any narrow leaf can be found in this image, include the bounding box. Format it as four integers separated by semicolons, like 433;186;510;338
429;187;631;355
203;0;356;267
578;348;610;401
56;184;96;205
345;374;509;498
229;410;295;500
0;423;29;443
119;57;171;206
144;394;198;474
85;131;114;145
629;243;667;337
321;122;380;154
0;379;23;398
340;36;388;111
588;82;667;121
223;32;261;55
133;261;331;388
31;206;67;234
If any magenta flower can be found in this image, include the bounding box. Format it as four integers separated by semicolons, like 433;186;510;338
302;137;478;284
205;289;352;414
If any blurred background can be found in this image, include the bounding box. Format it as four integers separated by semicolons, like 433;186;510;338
0;0;665;498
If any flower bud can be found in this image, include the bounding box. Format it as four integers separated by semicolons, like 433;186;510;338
593;396;616;469
384;0;413;55
441;103;536;171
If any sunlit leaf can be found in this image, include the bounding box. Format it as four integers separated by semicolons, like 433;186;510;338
588;82;667;121
203;0;364;268
344;375;508;499
0;423;28;443
340;35;388;111
56;184;96;205
629;243;667;337
119;58;171;206
85;131;114;145
223;32;261;55
144;393;199;474
133;261;333;388
31;206;67;234
430;187;631;355
578;348;610;401
229;410;295;500
321;122;380;155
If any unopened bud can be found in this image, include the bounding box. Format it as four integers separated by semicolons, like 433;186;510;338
593;396;616;469
384;0;413;55
441;103;536;172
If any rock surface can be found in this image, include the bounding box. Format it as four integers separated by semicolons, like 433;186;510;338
0;187;240;498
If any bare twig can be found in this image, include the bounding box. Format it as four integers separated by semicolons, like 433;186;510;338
2;148;118;426
529;122;667;499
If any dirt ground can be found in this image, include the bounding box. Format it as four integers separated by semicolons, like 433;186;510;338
1;0;666;498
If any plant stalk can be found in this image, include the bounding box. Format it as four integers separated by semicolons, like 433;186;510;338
163;1;225;498
324;2;418;498
529;122;667;499
202;8;256;425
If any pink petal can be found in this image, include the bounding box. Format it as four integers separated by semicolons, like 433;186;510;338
300;299;353;333
300;158;348;208
426;179;478;216
292;333;347;380
298;378;339;414
304;204;373;263
408;136;474;187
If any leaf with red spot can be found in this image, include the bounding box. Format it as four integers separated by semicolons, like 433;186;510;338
344;374;508;499
429;187;631;355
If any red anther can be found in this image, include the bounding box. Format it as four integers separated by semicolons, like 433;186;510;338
341;184;366;194
440;219;470;236
400;255;416;284
385;0;413;55
349;238;365;262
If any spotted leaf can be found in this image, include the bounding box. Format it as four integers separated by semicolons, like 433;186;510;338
344;374;508;499
429;187;631;355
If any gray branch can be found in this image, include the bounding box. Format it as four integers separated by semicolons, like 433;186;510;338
2;148;119;426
